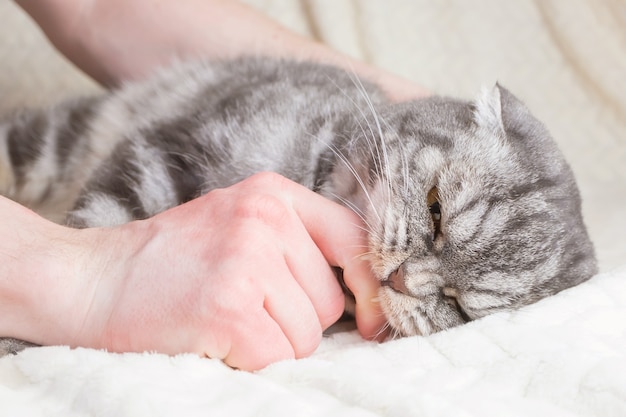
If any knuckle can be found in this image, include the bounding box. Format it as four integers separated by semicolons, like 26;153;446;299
244;171;289;190
232;190;292;228
294;325;323;358
218;274;259;311
319;291;347;329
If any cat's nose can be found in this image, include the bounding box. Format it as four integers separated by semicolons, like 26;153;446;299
381;265;409;295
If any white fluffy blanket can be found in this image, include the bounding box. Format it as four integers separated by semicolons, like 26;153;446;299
1;1;626;416
2;267;625;417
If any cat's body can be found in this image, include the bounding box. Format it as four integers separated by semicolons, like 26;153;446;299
0;58;597;351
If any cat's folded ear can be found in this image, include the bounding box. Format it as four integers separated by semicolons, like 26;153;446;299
473;84;504;134
472;84;531;136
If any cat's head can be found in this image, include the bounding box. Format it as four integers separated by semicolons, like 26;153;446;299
359;85;597;336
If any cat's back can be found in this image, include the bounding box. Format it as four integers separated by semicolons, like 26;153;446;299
61;57;388;226
117;57;383;128
1;57;386;222
116;57;387;189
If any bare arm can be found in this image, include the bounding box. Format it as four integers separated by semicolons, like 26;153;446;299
3;0;415;369
0;174;381;370
15;0;428;100
0;195;93;345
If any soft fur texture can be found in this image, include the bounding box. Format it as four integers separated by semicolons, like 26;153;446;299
1;1;625;416
0;58;596;348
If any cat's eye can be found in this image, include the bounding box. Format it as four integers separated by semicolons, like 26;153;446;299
427;187;442;240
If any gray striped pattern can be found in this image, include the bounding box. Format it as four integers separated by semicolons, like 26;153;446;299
0;58;597;347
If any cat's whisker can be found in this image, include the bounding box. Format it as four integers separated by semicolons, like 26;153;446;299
324;74;378;141
391;328;402;341
351;250;378;263
400;147;410;198
307;131;382;223
354;115;384;183
349;223;375;239
371;321;391;341
325;190;376;234
375;114;401;203
347;72;394;205
325;75;385;190
350;245;373;252
325;190;366;219
329;72;391;208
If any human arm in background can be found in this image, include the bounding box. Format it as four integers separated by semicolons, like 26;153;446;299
16;0;428;100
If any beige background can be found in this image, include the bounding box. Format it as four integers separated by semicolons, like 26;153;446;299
1;0;624;270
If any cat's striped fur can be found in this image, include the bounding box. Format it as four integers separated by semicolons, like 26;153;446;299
0;58;597;348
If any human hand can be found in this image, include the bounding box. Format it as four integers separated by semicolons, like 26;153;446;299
68;173;384;370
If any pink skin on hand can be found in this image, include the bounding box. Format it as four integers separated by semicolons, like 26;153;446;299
69;173;385;370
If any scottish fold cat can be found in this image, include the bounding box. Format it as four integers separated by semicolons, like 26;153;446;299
0;57;596;352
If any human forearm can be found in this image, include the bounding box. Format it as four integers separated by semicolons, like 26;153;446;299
0;196;98;345
16;0;427;100
16;0;326;86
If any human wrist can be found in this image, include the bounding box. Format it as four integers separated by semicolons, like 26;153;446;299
0;197;108;347
0;200;67;343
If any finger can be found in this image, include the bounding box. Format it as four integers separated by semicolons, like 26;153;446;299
224;308;295;371
262;253;326;358
212;223;326;361
281;178;388;340
218;178;346;332
280;214;346;330
283;251;345;331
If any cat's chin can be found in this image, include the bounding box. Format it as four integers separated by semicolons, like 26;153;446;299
378;287;426;337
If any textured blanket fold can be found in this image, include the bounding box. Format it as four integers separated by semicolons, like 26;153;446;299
1;1;625;416
2;268;624;417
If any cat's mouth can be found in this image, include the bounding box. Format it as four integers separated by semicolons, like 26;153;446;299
381;267;473;324
333;266;356;303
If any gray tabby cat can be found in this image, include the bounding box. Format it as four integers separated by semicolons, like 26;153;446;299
0;57;597;352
